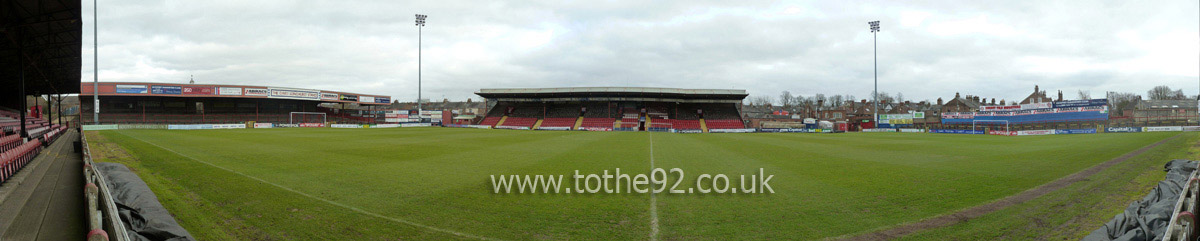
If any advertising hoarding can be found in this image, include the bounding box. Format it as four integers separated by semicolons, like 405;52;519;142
116;85;147;94
151;85;182;94
217;87;243;96
182;86;215;95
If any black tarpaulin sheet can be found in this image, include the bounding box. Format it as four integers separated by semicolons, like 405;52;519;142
95;162;195;241
1084;159;1198;241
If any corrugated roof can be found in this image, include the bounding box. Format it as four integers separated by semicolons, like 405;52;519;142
477;87;747;96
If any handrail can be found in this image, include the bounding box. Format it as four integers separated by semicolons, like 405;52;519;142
80;129;131;241
1163;169;1200;240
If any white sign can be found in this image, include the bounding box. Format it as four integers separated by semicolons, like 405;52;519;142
212;124;246;129
705;128;753;132
269;88;320;100
360;96;375;103
320;93;340;100
253;123;274;128
245;88;269;96
1145;126;1183;132
1017;129;1055;136
217;87;242;96
331;124;362;128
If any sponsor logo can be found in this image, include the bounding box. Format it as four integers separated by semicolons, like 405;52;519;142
321;93;340;100
299;123;326;128
182;86;215;95
1055;129;1096;134
151;85;182;94
270;88;321;100
709;128;756;133
1017;130;1055;136
331;124;362;128
537;127;572;131
1145;126;1183;132
360;96;375;103
217;87;243;95
116;85;148;94
245;88;269;96
339;94;358;101
1052;99;1107;108
212;124;245;129
988;130;1017;136
276;124;300;128
1105;127;1141;133
375;97;390;103
253;123;274;128
167;124;213;130
401;123;434;127
930;129;983;134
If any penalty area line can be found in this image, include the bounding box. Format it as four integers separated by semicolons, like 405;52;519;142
120;133;498;241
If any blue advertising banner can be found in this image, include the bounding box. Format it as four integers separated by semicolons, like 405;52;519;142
151;85;182;94
115;85;147;94
1055;128;1097;134
1052;99;1107;108
930;129;983;134
1105;127;1142;133
375;97;390;103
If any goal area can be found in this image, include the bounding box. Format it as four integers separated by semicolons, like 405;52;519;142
290;112;327;124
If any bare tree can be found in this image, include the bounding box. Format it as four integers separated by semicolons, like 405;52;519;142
1108;92;1141;113
1148;85;1187;100
750;95;775;107
779;91;795;107
1077;90;1090;99
830;95;844;107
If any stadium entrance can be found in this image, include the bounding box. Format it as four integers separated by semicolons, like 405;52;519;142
474;87;749;133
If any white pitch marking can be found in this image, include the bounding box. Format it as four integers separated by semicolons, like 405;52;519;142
648;132;660;241
122;134;498;240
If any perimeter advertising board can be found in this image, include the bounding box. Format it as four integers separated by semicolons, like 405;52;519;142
1106;127;1141;133
1055;129;1097;134
270;88;321;100
1017;130;1055;136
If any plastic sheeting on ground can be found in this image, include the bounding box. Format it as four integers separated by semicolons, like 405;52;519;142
1084;159;1198;241
95;162;195;241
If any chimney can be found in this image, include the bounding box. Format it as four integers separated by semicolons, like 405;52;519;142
991;98;996;105
1057;91;1063;101
861;99;867;104
973;96;980;103
1035;85;1039;93
937;98;943;105
1000;99;1006;105
955;92;961;98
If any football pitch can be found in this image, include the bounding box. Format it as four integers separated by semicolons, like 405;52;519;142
83;128;1194;240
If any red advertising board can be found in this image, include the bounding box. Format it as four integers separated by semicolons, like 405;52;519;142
182;86;215;95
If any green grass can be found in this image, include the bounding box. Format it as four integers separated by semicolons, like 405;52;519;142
84;128;1183;240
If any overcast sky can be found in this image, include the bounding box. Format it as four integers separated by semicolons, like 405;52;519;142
82;0;1200;103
